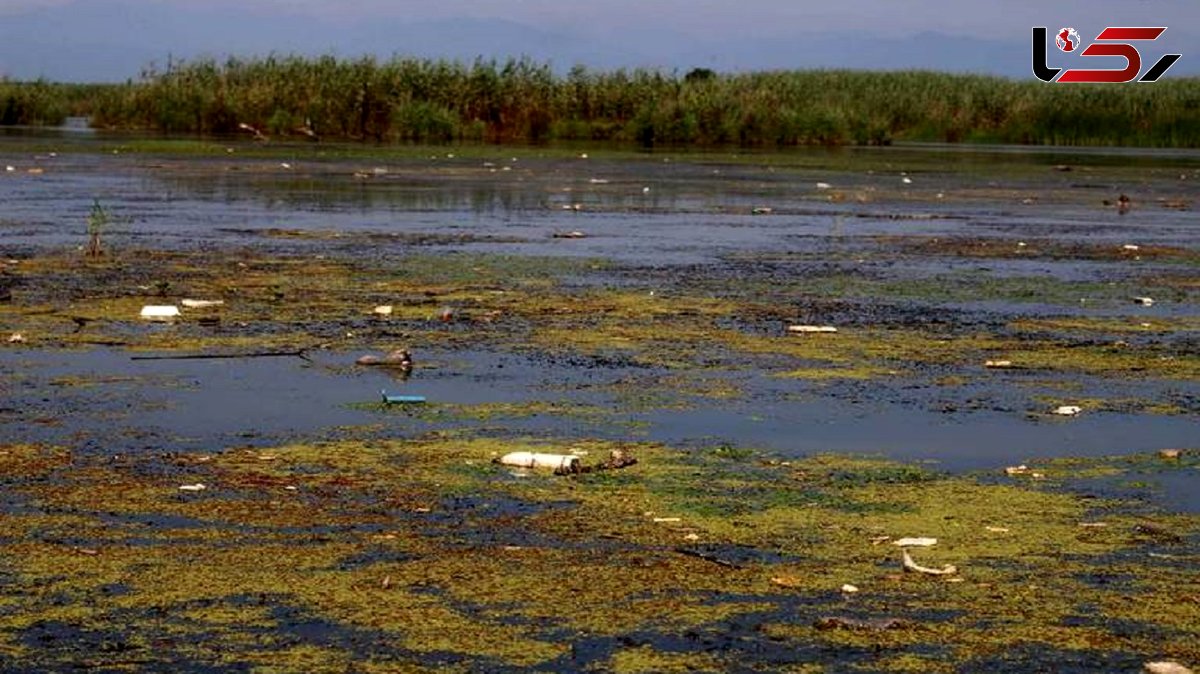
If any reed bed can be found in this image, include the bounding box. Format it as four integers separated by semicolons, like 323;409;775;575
6;57;1199;147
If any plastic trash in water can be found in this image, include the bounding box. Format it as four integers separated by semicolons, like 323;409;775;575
180;299;224;309
381;390;426;404
140;305;181;321
497;451;581;472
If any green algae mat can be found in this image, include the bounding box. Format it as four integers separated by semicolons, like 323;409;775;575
0;439;1196;672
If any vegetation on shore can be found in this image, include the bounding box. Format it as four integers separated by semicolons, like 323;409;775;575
5;56;1200;147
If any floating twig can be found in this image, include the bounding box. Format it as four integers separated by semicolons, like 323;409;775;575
131;347;313;362
674;547;743;569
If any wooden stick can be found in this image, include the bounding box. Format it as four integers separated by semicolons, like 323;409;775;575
131;348;312;362
674;547;743;569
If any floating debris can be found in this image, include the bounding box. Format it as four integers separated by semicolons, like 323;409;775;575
1158;449;1184;460
985;360;1014;369
1005;465;1030;476
496;451;581;473
7;333;24;344
751;207;773;215
1133;296;1155;306
840;584;859;593
1144;661;1194;674
588;178;609;184
373;305;394;317
4;165;13;172
901;549;957;576
560;203;583;212
788;325;838;334
178;483;207;492
1123;244;1141;251
901;177;913;184
816;182;832;190
893;537;938;547
552;230;587;239
652;517;682;523
180;299;224;309
140;305;181;321
381;390;425;405
1053;405;1082;416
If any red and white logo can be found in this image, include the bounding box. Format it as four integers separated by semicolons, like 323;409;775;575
1034;26;1182;83
1055;27;1081;52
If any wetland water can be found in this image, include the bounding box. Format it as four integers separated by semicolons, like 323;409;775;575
3;138;1196;479
1;135;1198;672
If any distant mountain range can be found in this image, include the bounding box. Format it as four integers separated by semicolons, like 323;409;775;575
1;1;1196;82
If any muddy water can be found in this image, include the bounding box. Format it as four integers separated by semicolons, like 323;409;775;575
1;136;1197;508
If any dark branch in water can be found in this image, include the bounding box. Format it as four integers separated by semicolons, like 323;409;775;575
131;347;314;362
674;547;743;569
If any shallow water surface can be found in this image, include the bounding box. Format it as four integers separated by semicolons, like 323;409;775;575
1;136;1197;508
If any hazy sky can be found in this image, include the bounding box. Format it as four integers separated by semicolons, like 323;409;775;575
1;0;1197;81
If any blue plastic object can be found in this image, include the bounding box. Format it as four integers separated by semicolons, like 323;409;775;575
381;390;426;404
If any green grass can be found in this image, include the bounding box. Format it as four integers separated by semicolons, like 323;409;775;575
7;58;1200;147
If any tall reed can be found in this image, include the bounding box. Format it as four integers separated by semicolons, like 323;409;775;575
10;59;1200;147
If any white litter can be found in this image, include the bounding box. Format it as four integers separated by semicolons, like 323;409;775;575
788;325;838;334
1053;405;1083;416
140;305;181;321
816;182;832;190
1144;662;1195;674
373;305;394;317
892;537;938;547
901;549;957;576
588;178;609;184
8;333;25;344
180;299;224;309
984;360;1013;369
1133;296;1155;306
901;177;913;184
1123;244;1141;251
497;452;580;472
178;483;206;492
840;584;859;593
